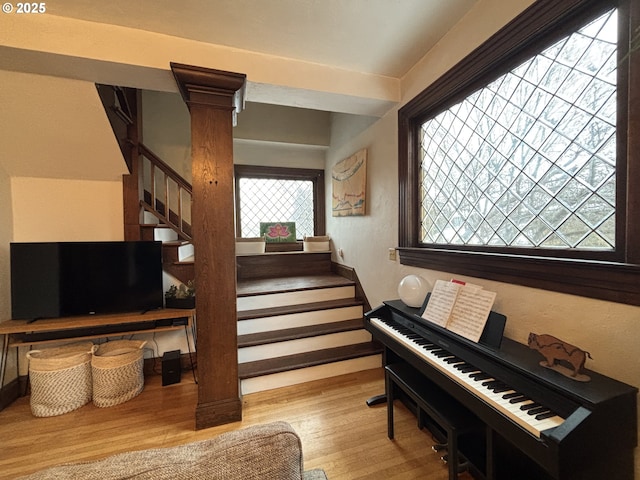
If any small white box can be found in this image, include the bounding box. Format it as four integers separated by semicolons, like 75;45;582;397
236;237;266;255
303;235;331;252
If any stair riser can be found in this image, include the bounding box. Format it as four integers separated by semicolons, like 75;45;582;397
237;286;355;311
238;330;372;363
154;228;178;243
178;243;194;261
143;211;160;224
237;305;363;335
240;356;381;394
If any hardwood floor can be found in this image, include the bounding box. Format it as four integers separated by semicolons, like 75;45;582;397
0;368;474;480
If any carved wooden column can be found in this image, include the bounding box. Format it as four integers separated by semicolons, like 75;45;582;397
171;63;246;429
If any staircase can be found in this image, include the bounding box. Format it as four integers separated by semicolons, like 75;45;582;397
236;252;382;394
97;89;382;395
140;218;195;285
135;144;381;394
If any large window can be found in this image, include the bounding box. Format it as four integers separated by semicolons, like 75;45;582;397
234;165;325;240
399;0;640;305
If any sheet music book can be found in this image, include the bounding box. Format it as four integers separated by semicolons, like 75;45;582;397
421;279;496;343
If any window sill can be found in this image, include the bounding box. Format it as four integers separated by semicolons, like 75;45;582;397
398;247;640;306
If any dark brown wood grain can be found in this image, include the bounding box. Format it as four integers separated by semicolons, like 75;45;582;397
172;64;246;429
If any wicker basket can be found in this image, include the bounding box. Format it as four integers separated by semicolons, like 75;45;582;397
92;340;146;408
26;342;94;417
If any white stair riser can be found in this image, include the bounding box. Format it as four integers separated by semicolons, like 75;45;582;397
238;330;372;363
143;211;160;224
178;243;194;261
241;356;382;395
237;286;355;311
238;305;363;335
154;228;178;243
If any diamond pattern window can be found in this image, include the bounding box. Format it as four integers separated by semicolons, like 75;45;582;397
234;165;325;242
419;9;617;250
398;0;640;306
238;177;314;239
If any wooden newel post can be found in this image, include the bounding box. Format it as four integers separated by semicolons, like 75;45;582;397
171;63;246;429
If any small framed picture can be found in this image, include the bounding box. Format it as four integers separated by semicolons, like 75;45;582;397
260;222;296;242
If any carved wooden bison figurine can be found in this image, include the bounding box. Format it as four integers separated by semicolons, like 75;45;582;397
528;332;592;377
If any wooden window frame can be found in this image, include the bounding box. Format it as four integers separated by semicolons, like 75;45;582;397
234;164;326;239
398;0;640;306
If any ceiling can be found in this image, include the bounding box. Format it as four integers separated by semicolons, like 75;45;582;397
44;0;477;79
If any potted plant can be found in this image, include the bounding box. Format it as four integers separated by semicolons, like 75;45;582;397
165;280;195;309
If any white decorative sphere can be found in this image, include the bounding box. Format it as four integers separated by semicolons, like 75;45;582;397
398;275;430;308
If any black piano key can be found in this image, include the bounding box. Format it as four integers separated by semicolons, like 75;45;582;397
520;403;542;411
459;366;479;373
527;406;550;416
509;396;529;404
481;380;500;387
470;373;491;380
503;392;524;400
433;351;453;358
454;364;474;371
492;385;512;393
443;357;463;364
490;385;508;393
535;410;558;420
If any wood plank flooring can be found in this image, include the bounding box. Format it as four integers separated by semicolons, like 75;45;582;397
0;368;474;480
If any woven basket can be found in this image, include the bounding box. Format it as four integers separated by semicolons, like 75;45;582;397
92;340;146;408
26;342;94;417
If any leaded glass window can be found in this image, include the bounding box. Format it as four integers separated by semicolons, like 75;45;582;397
398;0;640;305
234;165;325;241
238;177;314;239
419;9;617;250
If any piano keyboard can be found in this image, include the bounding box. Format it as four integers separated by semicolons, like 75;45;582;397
370;317;565;438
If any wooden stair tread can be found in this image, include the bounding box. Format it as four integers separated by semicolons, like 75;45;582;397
237;274;354;297
238;318;364;348
238;342;382;379
238;297;363;321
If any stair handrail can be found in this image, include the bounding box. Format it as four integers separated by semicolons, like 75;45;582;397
138;143;193;241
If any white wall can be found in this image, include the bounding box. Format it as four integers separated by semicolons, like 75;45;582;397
326;0;640;475
234;141;326;170
141;90;192;182
326;112;399;301
11;177;124;242
235;102;331;147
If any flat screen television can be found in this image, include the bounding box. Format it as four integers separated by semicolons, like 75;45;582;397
10;241;164;320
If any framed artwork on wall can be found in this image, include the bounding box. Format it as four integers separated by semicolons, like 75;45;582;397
332;148;367;217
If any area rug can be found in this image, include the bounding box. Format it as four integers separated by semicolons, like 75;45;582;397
304;468;329;480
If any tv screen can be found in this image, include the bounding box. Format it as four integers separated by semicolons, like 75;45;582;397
10;241;164;320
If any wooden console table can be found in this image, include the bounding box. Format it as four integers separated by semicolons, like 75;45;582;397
0;308;196;390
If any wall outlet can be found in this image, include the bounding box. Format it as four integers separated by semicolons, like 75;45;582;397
338;248;344;258
388;248;396;261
